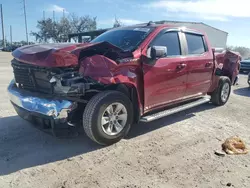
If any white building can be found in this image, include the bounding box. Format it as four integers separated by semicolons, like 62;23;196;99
69;20;228;49
156;20;228;49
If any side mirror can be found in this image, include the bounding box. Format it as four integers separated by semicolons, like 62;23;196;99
147;46;167;59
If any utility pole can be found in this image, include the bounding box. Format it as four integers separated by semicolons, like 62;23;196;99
43;11;45;20
10;25;12;48
63;9;65;18
23;0;28;44
53;10;55;22
53;10;56;43
0;4;6;48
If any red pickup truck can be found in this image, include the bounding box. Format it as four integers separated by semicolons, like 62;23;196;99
8;23;240;145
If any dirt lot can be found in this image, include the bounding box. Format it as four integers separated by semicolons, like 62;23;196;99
0;52;249;188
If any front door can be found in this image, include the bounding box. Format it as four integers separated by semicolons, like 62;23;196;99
183;33;214;97
143;31;188;112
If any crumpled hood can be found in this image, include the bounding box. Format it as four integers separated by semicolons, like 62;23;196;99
12;42;130;68
12;43;96;67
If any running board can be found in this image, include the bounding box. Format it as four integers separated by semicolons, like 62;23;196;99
140;96;211;122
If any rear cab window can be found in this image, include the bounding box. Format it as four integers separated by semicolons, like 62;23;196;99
185;33;207;55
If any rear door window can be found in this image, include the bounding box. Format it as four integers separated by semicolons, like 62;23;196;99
185;33;206;55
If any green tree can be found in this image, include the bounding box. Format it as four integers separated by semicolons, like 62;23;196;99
31;14;97;43
113;18;122;28
53;17;71;42
30;18;54;42
69;14;97;33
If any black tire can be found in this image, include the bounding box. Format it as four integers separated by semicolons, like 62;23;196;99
211;76;231;106
82;90;133;145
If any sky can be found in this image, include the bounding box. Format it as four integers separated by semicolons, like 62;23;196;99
1;0;250;47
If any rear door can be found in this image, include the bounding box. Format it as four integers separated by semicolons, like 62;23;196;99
183;32;214;98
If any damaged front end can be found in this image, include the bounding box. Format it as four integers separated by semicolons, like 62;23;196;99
10;41;134;97
8;63;100;136
8;41;140;136
8;79;79;136
11;58;103;98
9;59;103;135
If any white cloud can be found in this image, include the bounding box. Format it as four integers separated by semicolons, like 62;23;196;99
119;19;142;25
48;5;68;13
99;18;142;26
144;0;250;21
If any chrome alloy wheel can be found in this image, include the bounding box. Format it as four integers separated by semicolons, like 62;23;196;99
101;102;128;136
221;82;230;102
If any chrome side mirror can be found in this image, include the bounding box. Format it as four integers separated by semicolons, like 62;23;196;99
147;46;167;59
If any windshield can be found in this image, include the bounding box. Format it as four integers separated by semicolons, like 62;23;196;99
91;28;153;51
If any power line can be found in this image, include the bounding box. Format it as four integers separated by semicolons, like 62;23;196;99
23;0;28;44
0;4;6;48
53;10;55;43
53;10;55;22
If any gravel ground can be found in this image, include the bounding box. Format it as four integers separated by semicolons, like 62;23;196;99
0;52;249;188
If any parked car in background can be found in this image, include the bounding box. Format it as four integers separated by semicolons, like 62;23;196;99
240;59;250;73
2;45;19;52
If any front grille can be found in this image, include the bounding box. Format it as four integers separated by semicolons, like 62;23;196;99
12;59;53;94
13;65;36;89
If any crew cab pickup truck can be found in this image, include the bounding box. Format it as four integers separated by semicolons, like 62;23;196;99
7;23;240;145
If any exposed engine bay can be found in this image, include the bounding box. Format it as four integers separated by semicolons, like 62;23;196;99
11;59;103;99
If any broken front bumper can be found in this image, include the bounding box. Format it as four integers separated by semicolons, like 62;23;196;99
7;80;77;134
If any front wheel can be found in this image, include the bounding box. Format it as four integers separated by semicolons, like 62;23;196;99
82;90;134;145
211;77;231;106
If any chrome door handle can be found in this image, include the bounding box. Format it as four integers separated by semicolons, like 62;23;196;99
205;62;213;67
177;63;187;70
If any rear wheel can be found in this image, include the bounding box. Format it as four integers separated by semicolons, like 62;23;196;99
82;90;133;145
211;77;231;106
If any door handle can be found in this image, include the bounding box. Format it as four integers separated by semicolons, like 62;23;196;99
176;63;187;70
205;62;213;67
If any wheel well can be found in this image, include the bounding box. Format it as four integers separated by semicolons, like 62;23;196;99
221;71;233;83
225;74;232;83
106;84;140;123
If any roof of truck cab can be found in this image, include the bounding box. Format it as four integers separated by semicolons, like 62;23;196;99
68;23;206;39
113;23;203;32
